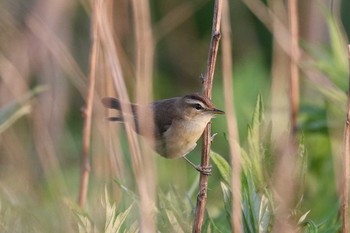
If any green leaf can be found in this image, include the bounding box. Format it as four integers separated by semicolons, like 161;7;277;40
241;170;272;233
220;182;232;221
244;95;267;190
210;150;231;184
247;95;264;160
251;94;264;128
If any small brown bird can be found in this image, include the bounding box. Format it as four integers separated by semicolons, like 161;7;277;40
102;93;224;174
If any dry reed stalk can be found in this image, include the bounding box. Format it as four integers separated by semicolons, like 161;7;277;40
192;0;222;232
78;0;98;207
341;45;350;233
96;0;141;168
288;0;300;135
131;0;157;231
96;0;140;171
270;1;299;231
269;0;290;145
100;51;126;181
221;0;242;232
97;0;156;231
132;0;154;107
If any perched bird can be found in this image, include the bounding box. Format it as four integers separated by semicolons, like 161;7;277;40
102;93;224;174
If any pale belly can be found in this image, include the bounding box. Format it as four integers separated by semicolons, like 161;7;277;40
156;119;209;159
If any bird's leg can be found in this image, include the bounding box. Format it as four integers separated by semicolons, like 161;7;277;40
183;156;212;175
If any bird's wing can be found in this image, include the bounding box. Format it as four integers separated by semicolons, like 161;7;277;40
152;98;180;138
102;97;180;139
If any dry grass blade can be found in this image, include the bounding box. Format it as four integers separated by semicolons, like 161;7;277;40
192;0;222;232
341;44;350;233
96;0;141;176
78;0;99;207
221;0;242;232
271;1;299;231
132;0;157;231
288;0;300;135
96;0;155;231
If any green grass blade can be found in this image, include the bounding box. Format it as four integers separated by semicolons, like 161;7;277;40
211;150;231;184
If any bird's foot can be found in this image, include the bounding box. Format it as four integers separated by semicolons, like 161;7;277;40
183;157;212;175
195;164;212;176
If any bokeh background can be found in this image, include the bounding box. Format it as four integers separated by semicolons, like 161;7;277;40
1;0;350;232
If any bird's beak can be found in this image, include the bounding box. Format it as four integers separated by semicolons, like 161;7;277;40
211;108;225;114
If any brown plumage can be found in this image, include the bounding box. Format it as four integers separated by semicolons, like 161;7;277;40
102;93;224;159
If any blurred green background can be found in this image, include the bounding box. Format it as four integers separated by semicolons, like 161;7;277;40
1;0;350;232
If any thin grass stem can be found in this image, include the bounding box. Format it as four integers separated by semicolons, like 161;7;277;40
131;0;157;231
78;0;98;207
96;0;156;231
192;0;222;232
341;44;350;233
221;0;242;231
288;0;300;135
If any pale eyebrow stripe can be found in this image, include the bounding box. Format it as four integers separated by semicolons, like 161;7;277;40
184;99;206;107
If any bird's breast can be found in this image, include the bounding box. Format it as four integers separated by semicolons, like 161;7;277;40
157;117;211;159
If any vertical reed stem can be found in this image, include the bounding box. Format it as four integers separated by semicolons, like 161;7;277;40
271;1;300;231
78;1;98;207
221;0;242;231
131;0;156;231
341;44;350;233
288;0;300;135
192;0;222;232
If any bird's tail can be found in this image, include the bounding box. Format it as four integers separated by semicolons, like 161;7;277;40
101;97;140;132
102;97;122;110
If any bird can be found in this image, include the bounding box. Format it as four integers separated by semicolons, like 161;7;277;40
102;93;224;174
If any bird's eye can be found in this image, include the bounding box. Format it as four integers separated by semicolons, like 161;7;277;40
194;104;203;110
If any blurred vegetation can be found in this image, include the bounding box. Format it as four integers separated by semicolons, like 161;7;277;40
1;0;350;232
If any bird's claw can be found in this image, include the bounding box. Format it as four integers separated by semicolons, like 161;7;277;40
183;157;212;175
195;165;212;176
